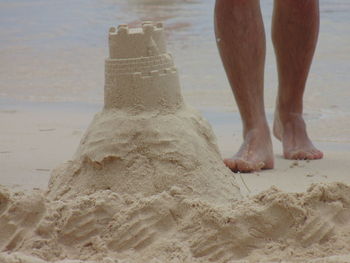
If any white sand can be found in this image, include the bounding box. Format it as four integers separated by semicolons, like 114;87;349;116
1;23;350;263
1;181;350;262
48;106;241;205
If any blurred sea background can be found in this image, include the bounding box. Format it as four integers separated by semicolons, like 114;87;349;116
1;0;349;112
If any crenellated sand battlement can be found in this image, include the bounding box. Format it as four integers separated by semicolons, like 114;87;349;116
105;53;174;74
109;21;167;59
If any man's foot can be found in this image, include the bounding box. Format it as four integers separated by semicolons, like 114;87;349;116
224;125;274;173
273;113;323;160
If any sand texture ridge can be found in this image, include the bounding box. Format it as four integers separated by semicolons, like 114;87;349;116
1;182;350;262
1;22;350;263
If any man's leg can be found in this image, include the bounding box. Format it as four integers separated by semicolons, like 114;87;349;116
272;0;323;160
214;0;274;172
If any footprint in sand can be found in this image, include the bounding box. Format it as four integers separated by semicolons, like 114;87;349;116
58;202;117;246
299;202;350;246
185;200;302;262
186;216;267;262
107;198;177;252
299;215;335;246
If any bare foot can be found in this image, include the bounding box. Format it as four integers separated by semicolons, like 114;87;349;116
273;112;323;160
224;125;274;173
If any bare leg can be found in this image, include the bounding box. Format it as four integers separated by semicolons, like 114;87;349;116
214;0;274;172
272;0;323;160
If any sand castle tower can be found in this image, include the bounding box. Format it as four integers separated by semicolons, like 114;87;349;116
48;22;241;204
105;22;183;112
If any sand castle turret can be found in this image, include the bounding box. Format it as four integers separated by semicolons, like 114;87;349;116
105;22;182;111
108;22;166;59
48;22;241;204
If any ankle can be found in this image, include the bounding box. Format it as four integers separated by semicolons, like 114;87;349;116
243;122;270;139
275;111;308;139
276;107;304;125
276;96;303;122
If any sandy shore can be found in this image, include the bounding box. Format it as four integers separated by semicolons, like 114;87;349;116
0;51;350;260
1;100;350;263
1;100;349;195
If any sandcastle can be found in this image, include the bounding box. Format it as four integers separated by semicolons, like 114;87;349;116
47;22;241;203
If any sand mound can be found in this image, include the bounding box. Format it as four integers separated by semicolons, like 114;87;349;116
1;183;350;262
47;106;240;204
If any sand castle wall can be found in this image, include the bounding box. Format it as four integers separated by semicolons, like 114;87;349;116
104;58;182;111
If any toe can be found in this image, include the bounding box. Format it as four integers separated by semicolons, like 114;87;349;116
296;151;309;160
312;149;323;159
236;159;252;173
286;148;324;160
285;150;303;160
306;152;317;160
223;158;238;171
256;161;266;170
236;159;264;173
224;158;257;173
307;149;320;160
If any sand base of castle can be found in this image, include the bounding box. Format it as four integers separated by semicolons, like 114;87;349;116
1;182;350;263
47;105;241;204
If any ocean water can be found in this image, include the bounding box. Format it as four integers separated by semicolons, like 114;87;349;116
0;0;349;113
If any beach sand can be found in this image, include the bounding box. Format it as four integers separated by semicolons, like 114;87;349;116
1;101;350;195
1;100;350;263
1;0;350;262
